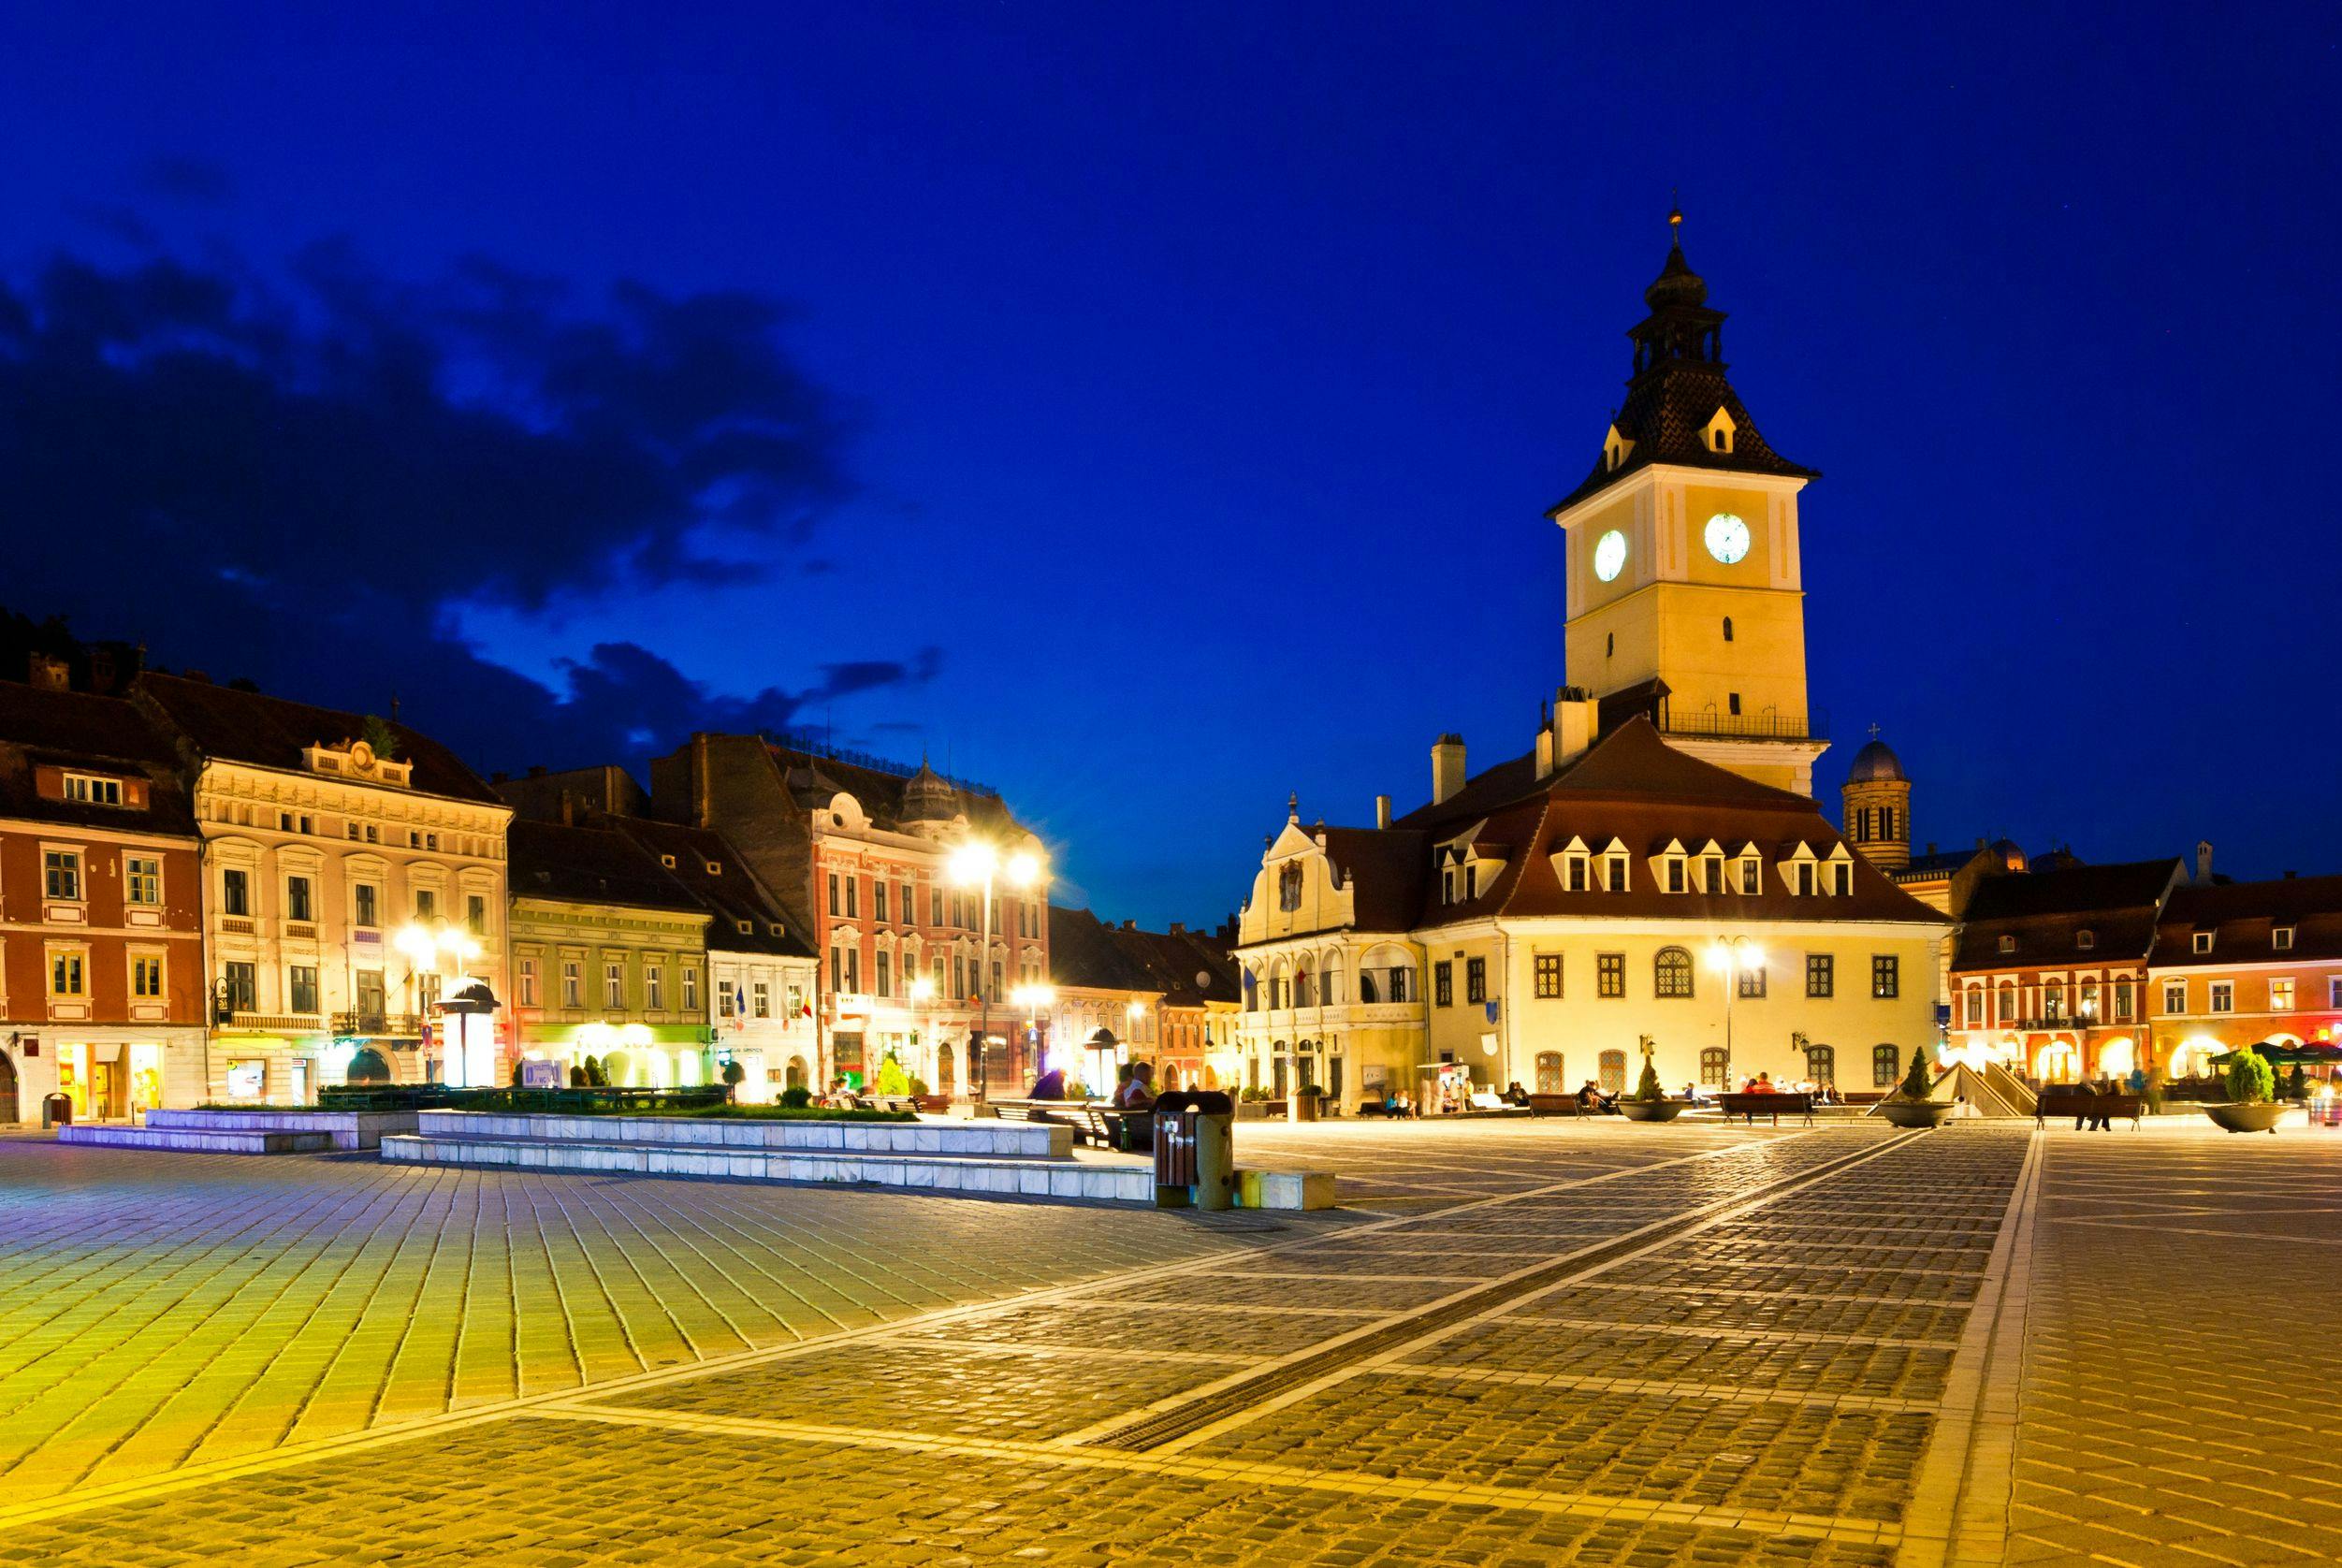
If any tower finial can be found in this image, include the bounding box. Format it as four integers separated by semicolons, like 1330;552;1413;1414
1869;721;1881;741
1287;790;1300;820
1668;194;1682;240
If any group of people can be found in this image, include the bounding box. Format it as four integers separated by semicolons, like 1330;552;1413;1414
1026;1061;1158;1111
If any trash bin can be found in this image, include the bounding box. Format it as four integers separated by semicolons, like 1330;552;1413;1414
1153;1091;1235;1211
41;1093;72;1130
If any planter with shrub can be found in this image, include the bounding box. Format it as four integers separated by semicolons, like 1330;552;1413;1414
1619;1056;1687;1122
1880;1047;1956;1129
2204;1047;2284;1134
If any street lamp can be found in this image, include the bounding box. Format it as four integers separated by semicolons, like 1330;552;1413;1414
949;838;1044;1101
397;920;485;1086
908;975;937;1095
1706;937;1765;1090
1011;982;1057;1079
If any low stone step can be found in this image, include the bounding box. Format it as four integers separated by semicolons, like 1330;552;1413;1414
57;1125;336;1155
413;1110;1071;1160
145;1109;415;1151
381;1132;1154;1203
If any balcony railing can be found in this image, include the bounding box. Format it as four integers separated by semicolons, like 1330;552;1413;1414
1971;1014;2136;1033
220;1010;325;1033
330;1011;425;1038
219;916;255;935
1658;709;1828;743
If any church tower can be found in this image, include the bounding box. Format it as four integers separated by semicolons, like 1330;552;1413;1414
1840;728;1912;870
1549;211;1828;795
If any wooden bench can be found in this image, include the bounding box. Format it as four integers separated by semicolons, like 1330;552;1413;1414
2036;1088;2144;1128
1526;1094;1581;1118
988;1098;1150;1151
1717;1091;1815;1126
854;1095;921;1115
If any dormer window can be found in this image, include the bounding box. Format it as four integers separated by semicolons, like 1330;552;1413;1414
62;774;125;806
706;861;721;875
2076;929;2096;950
737;919;752;935
660;854;676;868
1703;407;1737;454
1832;862;1852;896
1739;855;1763;894
1606;855;1629;892
2274;926;2295;951
1603;423;1636;473
1703;855;1724;892
1796;863;1816;896
1666;858;1686;893
1999;934;2016;954
2192;930;2214;954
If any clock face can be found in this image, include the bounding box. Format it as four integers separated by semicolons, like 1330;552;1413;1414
1593;530;1627;583
1704;512;1751;565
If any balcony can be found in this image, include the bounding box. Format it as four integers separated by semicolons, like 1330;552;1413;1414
1976;1015;2137;1033
330;1011;425;1038
221;1010;326;1034
1658;708;1828;744
219;916;255;936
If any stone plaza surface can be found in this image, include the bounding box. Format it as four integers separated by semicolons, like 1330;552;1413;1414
0;1116;2331;1564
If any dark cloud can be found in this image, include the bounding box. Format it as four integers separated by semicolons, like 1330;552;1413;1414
0;230;938;776
142;156;233;203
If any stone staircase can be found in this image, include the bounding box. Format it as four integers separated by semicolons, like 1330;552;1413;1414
55;1107;415;1154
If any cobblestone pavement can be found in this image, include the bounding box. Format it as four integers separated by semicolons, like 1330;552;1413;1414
6;1117;2330;1564
2003;1120;2342;1568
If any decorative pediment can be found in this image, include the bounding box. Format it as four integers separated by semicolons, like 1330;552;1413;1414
305;739;413;789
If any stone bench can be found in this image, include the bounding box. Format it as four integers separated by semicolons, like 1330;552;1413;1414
146;1108;415;1150
58;1125;335;1155
413;1110;1071;1160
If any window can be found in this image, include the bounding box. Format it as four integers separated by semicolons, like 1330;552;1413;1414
718;978;737;1019
1998;934;2016;953
1597;952;1625;997
2076;929;2096;950
2163;980;2186;1014
1534;954;1562;999
1871;955;1899;999
604;963;624;1009
51;951;86;996
222;960;256;1013
2209;980;2233;1014
288;965;319;1015
1387;965;1413;1004
2331;977;2342;1009
1738;965;1766;999
1535;1051;1565;1093
44;849;81;901
2274;926;2295;952
63;774;124;806
1832;862;1852;895
1722;617;1734;642
1805;1043;1837;1090
1465;957;1486;1005
647;966;664;1010
2191;930;2213;954
2270;978;2295;1010
2113;980;2134;1022
1796;863;1816;896
131;953;164;997
468;895;487;936
355;883;379;927
517;958;538;1008
876;951;892;998
682;968;699;1009
1700;1046;1730;1088
1653;946;1695;997
1666;859;1685;893
900;882;914;924
1704;856;1724;893
1873;1044;1901;1088
953;955;967;997
1806;953;1834;998
827;874;840;916
1564;854;1589;892
845;878;858;919
415;889;436;921
1728;692;1741;717
1740;858;1762;894
125;856;161;906
1598;1050;1627;1095
1441;869;1454;905
2043;980;2065;1023
1607;856;1629;891
1433;961;1453;1007
873;881;889;923
753;981;770;1019
285;876;313;923
561;962;582;1008
1965;987;1986;1028
1998;981;2017;1023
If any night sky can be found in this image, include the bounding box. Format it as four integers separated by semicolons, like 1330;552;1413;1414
3;3;2336;925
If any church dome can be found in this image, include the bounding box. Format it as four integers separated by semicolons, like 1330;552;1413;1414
1643;240;1708;312
1845;735;1906;785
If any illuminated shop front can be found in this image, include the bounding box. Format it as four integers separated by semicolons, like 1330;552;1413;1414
516;1020;716;1090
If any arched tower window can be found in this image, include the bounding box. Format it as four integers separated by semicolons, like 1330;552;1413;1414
1723;617;1734;642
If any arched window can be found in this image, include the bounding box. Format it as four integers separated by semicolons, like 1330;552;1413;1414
1804;1042;1837;1090
1294;962;1315;1009
1606;632;1614;658
1872;1043;1900;1087
1997;982;2016;1023
1535;1051;1564;1094
1277;863;1302;911
1699;1046;1729;1088
1723;616;1734;642
1358;968;1379;1003
1598;1050;1628;1094
1653;946;1695;998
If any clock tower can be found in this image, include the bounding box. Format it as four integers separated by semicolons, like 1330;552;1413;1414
1549;211;1829;795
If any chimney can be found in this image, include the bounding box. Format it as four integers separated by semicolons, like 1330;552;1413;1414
1169;922;1186;936
27;654;69;691
1375;794;1391;830
695;733;713;828
2195;840;2214;884
1432;733;1466;806
527;764;547;777
1552;688;1598;771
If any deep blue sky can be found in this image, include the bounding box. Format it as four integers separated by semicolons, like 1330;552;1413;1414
3;3;2336;923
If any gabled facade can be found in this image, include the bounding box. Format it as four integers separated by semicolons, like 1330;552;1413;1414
0;682;206;1120
138;673;513;1097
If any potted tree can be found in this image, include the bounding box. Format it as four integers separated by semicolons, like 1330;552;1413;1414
2203;1047;2284;1133
1619;1047;1686;1122
1292;1079;1322;1123
1879;1046;1956;1128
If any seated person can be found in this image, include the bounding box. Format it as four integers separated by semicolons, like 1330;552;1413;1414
1748;1072;1778;1096
1502;1081;1531;1108
1575;1079;1602;1111
1028;1067;1067;1101
1114;1060;1157;1112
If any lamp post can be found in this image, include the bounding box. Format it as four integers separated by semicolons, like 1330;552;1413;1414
949;840;1043;1102
909;975;937;1094
396;921;483;1086
1011;983;1057;1083
1705;936;1764;1090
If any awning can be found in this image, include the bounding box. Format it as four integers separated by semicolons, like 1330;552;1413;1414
2212;1042;2342;1067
